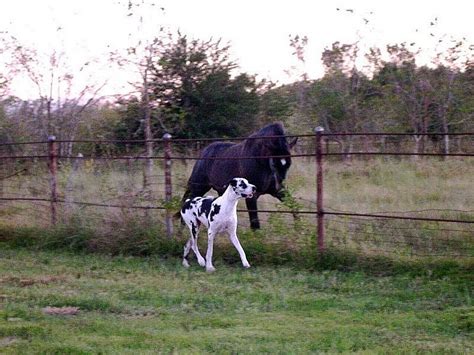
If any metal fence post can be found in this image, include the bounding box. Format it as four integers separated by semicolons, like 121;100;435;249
163;133;173;238
48;135;58;225
315;127;325;253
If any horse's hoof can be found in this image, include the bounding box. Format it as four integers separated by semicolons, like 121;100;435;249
250;223;261;230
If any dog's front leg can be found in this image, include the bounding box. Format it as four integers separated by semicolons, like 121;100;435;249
189;226;206;267
228;227;250;269
205;229;217;272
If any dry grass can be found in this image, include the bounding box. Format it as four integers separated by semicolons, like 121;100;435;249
1;156;473;259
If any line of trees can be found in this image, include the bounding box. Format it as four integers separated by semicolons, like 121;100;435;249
272;40;474;156
1;30;473;157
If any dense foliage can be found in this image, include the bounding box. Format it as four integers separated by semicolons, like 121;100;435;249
0;33;472;155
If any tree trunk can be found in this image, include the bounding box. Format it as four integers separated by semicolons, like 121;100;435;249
379;136;386;154
413;135;422;161
456;136;463;153
65;153;83;216
343;136;353;162
142;63;154;218
442;118;449;158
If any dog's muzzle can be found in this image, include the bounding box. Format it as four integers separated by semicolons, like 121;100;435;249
242;185;257;198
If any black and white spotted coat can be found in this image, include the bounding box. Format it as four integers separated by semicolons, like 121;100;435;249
180;177;256;272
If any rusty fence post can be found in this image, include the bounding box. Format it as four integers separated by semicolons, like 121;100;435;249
48;135;58;225
163;133;173;238
315;127;325;253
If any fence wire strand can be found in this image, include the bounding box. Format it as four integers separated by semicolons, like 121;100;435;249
1;131;473;259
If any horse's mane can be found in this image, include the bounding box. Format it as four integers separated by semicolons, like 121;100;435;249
243;122;288;154
248;122;285;138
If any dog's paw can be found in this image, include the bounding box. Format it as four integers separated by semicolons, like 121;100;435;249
206;266;216;273
243;263;251;269
198;258;206;267
182;260;190;268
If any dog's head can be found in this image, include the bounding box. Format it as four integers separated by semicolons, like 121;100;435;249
228;178;256;199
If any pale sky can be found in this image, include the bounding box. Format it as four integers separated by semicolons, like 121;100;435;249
1;0;473;99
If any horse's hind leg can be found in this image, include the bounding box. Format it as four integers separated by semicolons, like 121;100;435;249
246;197;260;230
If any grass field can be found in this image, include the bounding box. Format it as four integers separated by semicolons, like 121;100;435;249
0;246;473;353
1;154;474;353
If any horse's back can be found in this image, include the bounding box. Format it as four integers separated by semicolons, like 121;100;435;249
201;141;236;157
188;141;241;194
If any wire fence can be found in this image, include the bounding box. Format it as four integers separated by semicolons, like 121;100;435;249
1;130;473;259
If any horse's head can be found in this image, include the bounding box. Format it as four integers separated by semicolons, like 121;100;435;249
246;122;297;191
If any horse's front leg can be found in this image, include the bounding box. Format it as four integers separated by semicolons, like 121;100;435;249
245;197;260;230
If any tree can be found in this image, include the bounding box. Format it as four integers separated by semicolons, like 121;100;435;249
371;44;433;155
189;70;260;138
373;40;472;156
429;39;473;154
0;73;7;97
258;83;293;124
109;0;166;198
148;32;261;138
314;42;370;158
457;61;474;132
0;34;107;156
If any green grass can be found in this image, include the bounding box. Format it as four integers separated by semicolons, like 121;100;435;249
1;156;473;352
0;246;473;353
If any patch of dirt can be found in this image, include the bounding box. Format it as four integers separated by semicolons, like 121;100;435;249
120;308;158;319
0;275;66;287
0;336;19;347
42;306;80;316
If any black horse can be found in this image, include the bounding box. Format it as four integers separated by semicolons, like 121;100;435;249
181;122;297;229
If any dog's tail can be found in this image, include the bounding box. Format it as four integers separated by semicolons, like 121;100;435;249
173;210;182;220
174;188;193;223
173;208;186;227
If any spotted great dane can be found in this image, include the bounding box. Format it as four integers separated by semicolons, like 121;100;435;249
180;177;256;272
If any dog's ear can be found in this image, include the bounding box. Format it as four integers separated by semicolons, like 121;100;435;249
222;178;238;190
230;178;238;187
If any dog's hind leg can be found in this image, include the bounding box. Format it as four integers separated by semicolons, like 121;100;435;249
183;220;200;268
182;238;192;268
205;230;217;272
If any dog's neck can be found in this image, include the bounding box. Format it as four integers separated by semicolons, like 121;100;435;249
221;186;242;207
